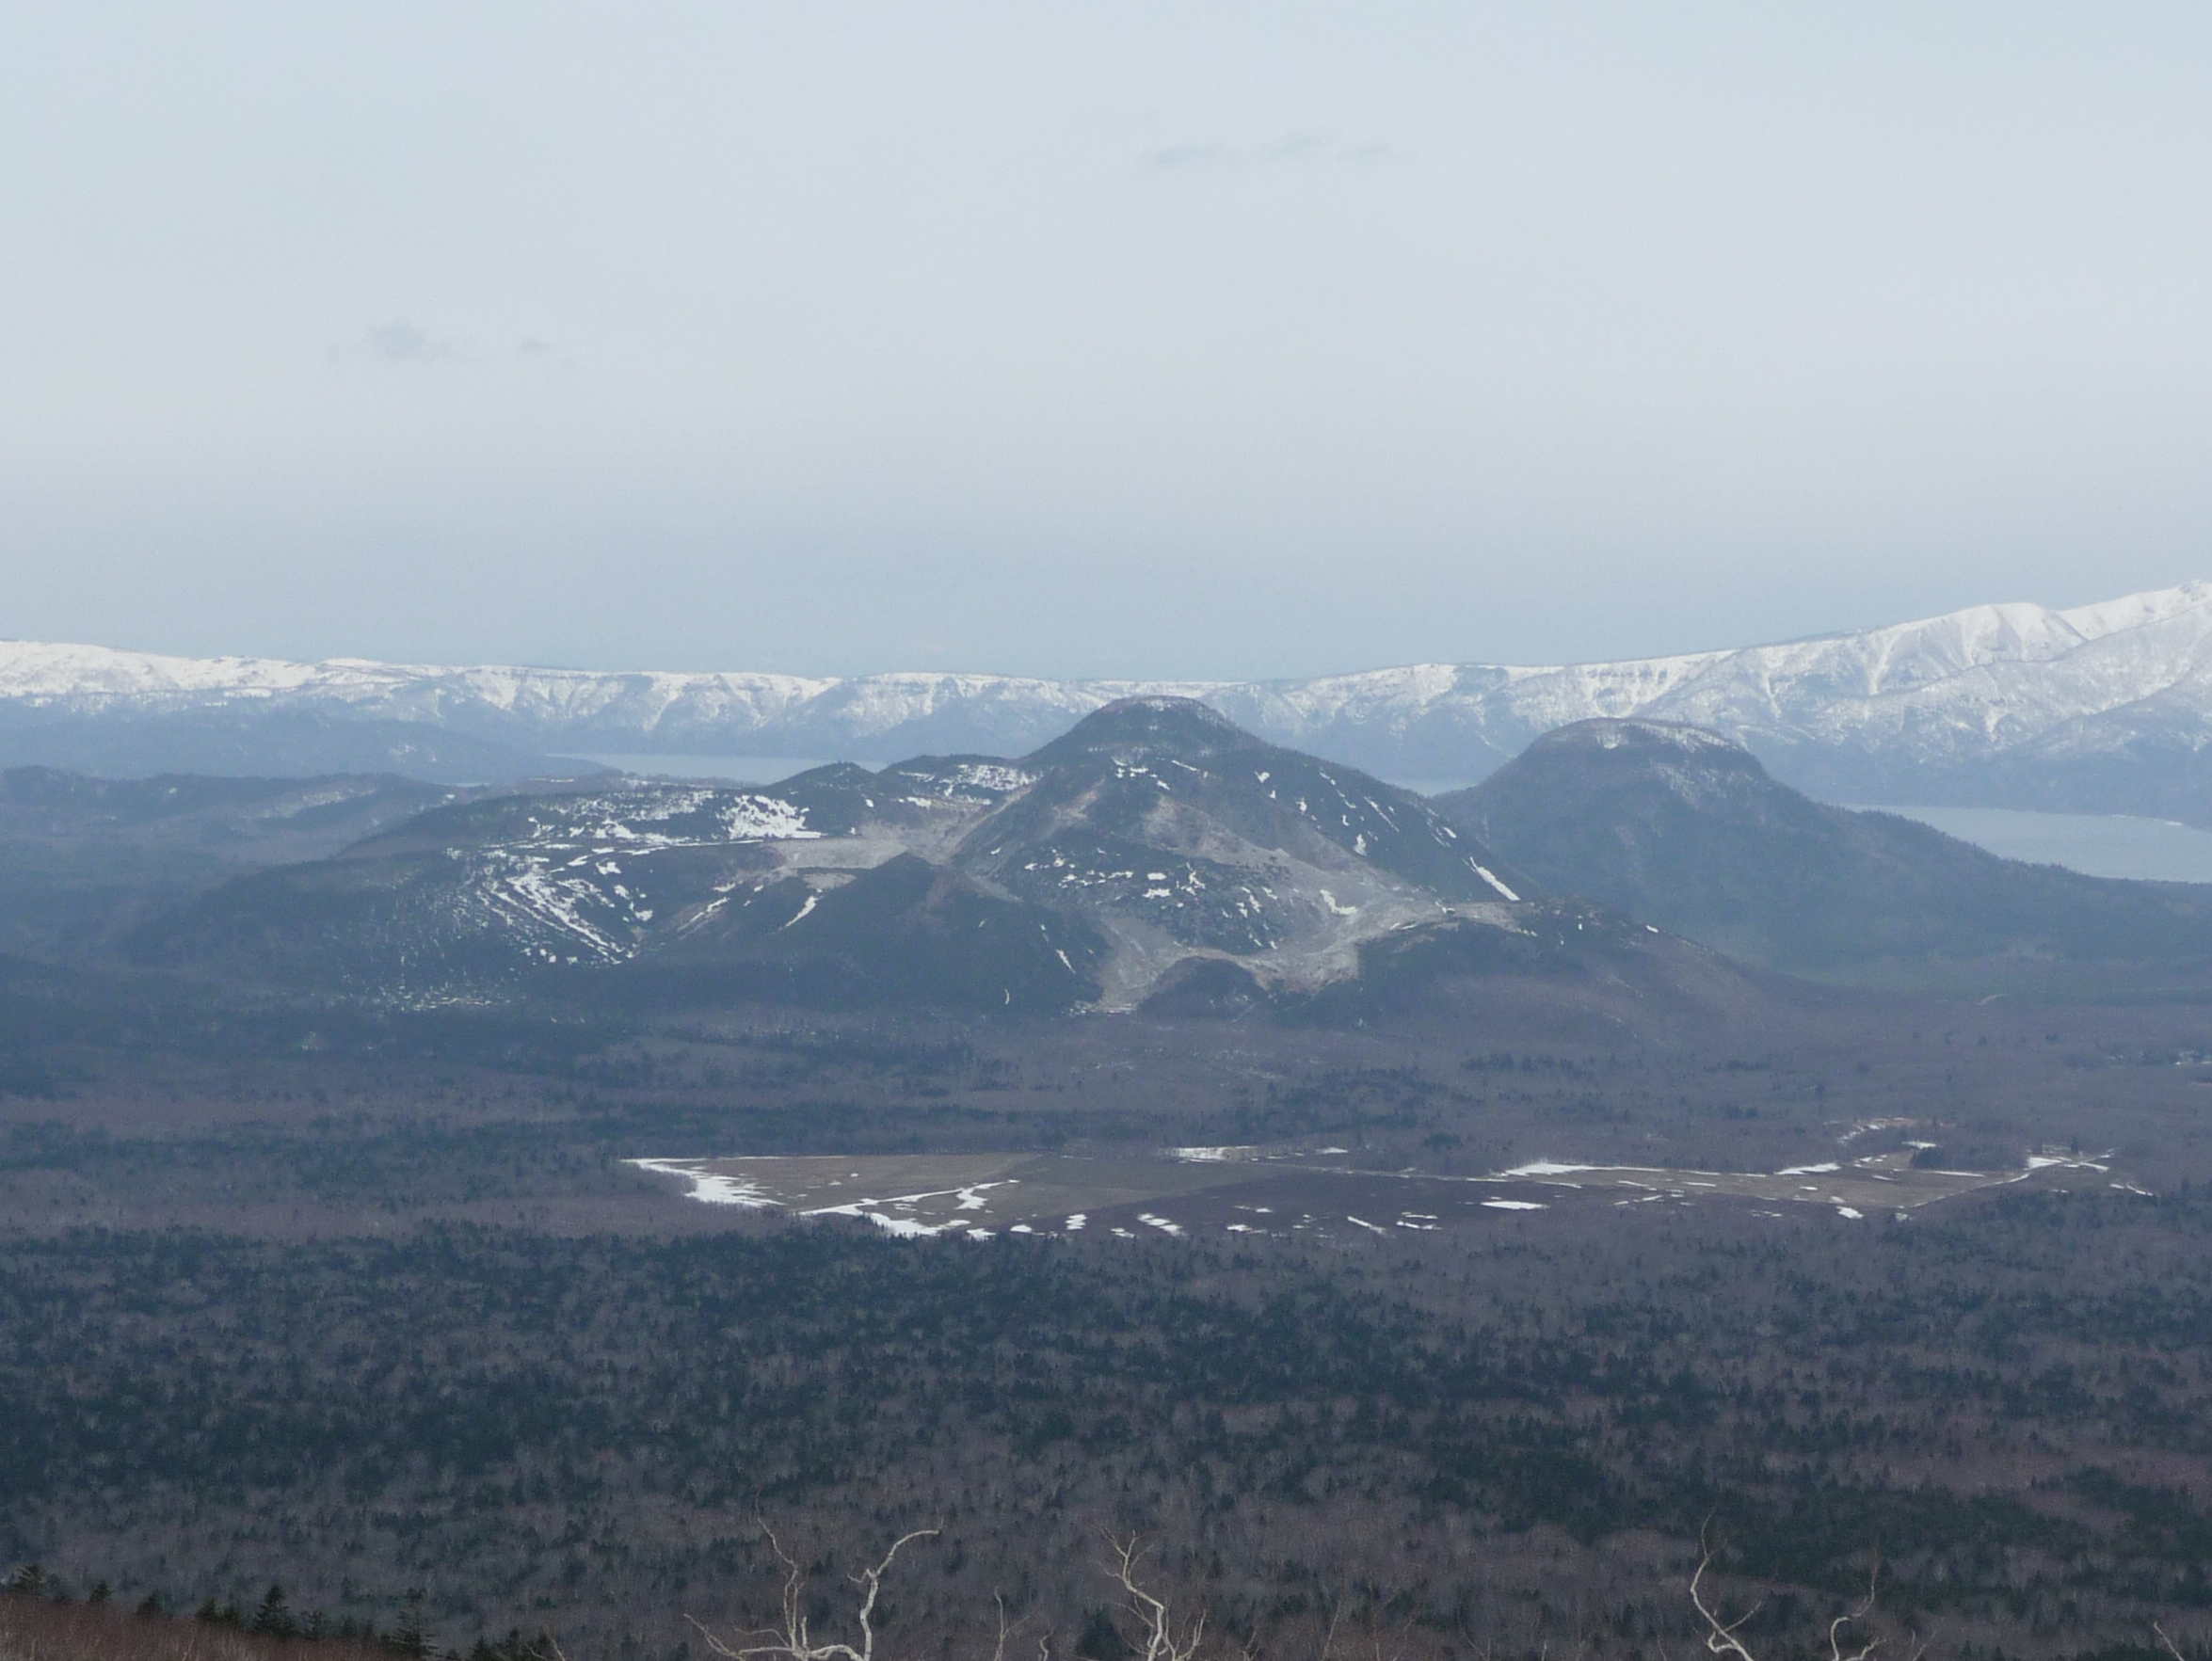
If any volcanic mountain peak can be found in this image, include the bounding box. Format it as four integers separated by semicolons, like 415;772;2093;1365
1023;696;1254;768
1539;717;1751;759
131;701;1563;1014
1498;717;1785;816
1438;717;2212;982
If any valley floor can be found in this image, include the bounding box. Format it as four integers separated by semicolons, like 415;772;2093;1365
7;991;2212;1659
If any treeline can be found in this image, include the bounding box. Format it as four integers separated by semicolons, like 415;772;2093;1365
5;1566;555;1661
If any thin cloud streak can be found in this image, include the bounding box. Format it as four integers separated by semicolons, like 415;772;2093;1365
1140;131;1398;170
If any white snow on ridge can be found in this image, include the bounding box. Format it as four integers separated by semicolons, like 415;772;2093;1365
1471;863;1520;902
951;762;1035;793
477;854;633;960
9;582;2212;776
506;788;822;847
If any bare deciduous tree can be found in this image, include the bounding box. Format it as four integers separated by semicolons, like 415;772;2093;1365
1099;1534;1214;1661
1687;1536;1918;1661
691;1523;940;1661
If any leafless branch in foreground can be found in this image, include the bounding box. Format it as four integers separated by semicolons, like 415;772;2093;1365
1099;1534;1208;1661
1688;1533;1919;1661
690;1519;941;1661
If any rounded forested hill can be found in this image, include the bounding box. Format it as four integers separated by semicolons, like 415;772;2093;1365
1434;717;2212;977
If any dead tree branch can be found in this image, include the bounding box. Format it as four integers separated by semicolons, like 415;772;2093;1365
1687;1543;1766;1661
1688;1538;1916;1661
691;1521;940;1661
1100;1534;1208;1661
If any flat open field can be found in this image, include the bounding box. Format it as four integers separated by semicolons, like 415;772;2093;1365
628;1141;2123;1240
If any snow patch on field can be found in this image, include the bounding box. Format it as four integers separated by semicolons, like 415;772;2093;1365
811;1183;1002;1213
1497;1160;1595;1178
625;1158;776;1207
862;1212;962;1238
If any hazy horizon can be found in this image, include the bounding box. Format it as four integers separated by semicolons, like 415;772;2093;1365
7;5;2212;681
8;573;2204;683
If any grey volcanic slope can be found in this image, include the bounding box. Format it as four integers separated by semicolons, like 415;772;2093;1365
131;699;1650;1016
956;698;1529;1007
1434;718;2212;978
128;757;1090;1011
0;768;469;960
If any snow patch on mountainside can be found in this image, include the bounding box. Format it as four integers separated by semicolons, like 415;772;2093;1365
10;583;2212;790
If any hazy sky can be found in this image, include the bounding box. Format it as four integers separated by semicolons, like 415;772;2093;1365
4;4;2210;680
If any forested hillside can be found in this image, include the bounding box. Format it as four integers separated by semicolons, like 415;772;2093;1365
8;1190;2212;1661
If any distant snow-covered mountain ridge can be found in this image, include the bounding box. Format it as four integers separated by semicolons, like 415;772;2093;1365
8;582;2212;817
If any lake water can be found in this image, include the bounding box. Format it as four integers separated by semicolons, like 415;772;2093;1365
1855;805;2212;884
568;752;837;784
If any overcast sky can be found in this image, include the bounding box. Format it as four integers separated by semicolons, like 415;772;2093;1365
4;4;2210;680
